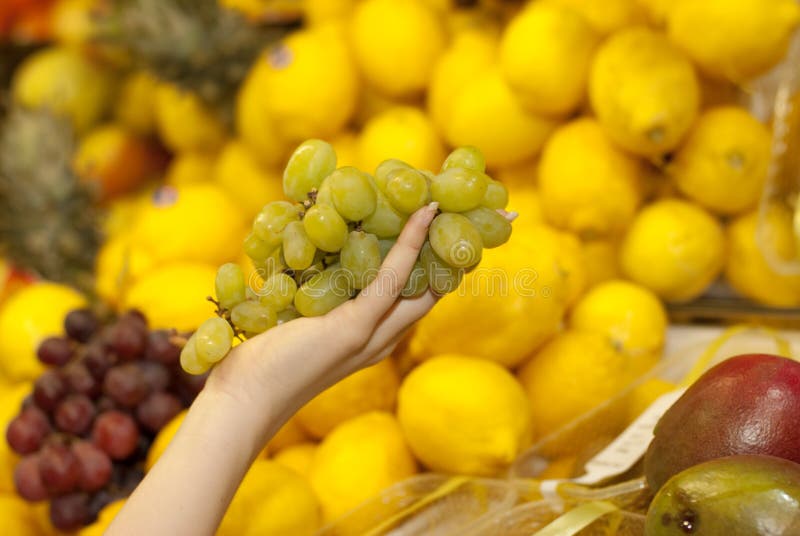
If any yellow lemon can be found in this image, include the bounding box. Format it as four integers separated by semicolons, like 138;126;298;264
500;3;599;117
494;159;538;189
0;494;40;536
635;0;671;25
218;459;320;536
518;329;657;440
357;106;446;173
0;382;32;494
328;130;359;168
548;0;645;34
670;106;772;216
78;500;126;536
667;0;800;82
296;359;399;439
0;283;86;384
146;410;186;471
627;378;677;421
397;354;532;476
122;262;217;332
273;442;318;478
350;0;445;98
304;0;357;26
590;27;700;158
95;234;157;307
114;70;159;137
725;207;800;308
408;224;584;367
214;141;285;220
581;239;620;288
164;151;217;187
620;199;725;302
506;184;543;230
235;62;289;168
130;183;246;266
570;279;667;358
103;188;153;238
539;118;643;237
154;83;227;153
265;416;309;455
309;411;417;522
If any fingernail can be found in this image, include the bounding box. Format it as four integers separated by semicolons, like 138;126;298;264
505;211;519;222
427;201;439;212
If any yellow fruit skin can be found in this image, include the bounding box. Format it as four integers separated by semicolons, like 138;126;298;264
549;0;645;35
500;3;599;117
235;63;289;168
309;411;417;523
506;184;544;230
0;382;32;494
165;152;218;187
265;416;309;454
214;141;285;220
357;106;445;173
667;0;800;82
114;71;159;136
539;118;642;237
350;0;445;98
304;0;357;26
635;0;671;25
620;199;725;302
627;378;676;421
0;494;40;536
671;107;772;216
146;410;187;471
154;83;227;153
78;500;126;536
725;207;800;308
581;239;620;288
397;354;532;476
95;234;157;307
296;359;399;439
328;131;359;168
590;27;700;157
273;442;318;478
0;283;86;383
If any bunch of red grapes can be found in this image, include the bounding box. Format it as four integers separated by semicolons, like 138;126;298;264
4;309;206;531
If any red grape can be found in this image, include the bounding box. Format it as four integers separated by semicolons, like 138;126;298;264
64;309;98;343
50;492;90;531
54;395;95;435
39;443;81;495
123;309;148;328
83;344;114;380
92;411;139;460
145;330;181;365
103;364;148;408
136;392;182;433
108;319;146;360
6;407;51;455
96;396;117;413
33;370;67;411
37;337;73;367
14;455;48;501
64;363;100;397
138;362;170;392
72;441;112;492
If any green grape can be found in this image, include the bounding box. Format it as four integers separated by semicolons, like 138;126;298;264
302;203;349;252
430;168;488;212
362;191;408;238
277;307;300;325
294;265;353;317
329;167;378;221
401;261;429;298
259;272;298;310
315;176;334;206
194;317;234;364
215;263;246;311
420;242;464;294
231;301;277;334
252;201;302;247
180;335;209;375
385;168;430;214
374;159;412;191
255;247;288;279
429;213;483;268
378;238;396;261
462;207;512;248
441;146;486;173
482;179;509;210
283;221;317;270
243;232;274;262
283;139;337;202
341;231;381;290
299;261;325;284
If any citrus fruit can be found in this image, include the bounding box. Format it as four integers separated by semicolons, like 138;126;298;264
304;0;356;26
0;494;40;536
397;354;532;476
635;0;671;25
627;378;676;421
581;239;619;288
549;0;645;34
506;184;543;230
164;151;218;187
328;130;359;168
235;61;289;168
266;415;309;454
273;442;317;478
95;234;157;307
214;141;285;220
113;70;158;136
154;83;227;153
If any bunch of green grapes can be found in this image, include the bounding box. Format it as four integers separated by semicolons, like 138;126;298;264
180;140;511;374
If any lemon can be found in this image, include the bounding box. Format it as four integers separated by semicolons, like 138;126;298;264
328;130;359;168
123;263;217;332
235;62;289;168
164;152;218;187
304;0;356;26
635;0;671;25
589;27;700;158
667;0;800;82
95;234;157;307
214;141;284;220
548;0;645;34
398;354;532;476
0;283;86;384
506;184;544;230
266;415;309;454
252;26;359;143
154;83;227;153
357;106;446;173
539;118;643;237
627;378;676;421
408;224;584;367
273;442;318;478
620;199;725;302
296;359;399;439
103;188;152;238
114;70;158;136
146;410;186;471
518;329;657;440
500;3;599;117
445;69;559;168
350;0;445;98
12;46;117;133
0;382;32;493
130;183;246;266
698;77;742;109
670;106;772;216
218;459;320;536
78;500;125;536
570;279;667;358
0;494;39;536
309;411;417;522
725;207;800;308
581;240;620;288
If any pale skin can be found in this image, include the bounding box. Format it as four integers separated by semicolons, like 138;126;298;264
107;203;516;535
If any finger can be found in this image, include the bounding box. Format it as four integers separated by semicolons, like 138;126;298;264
496;209;519;222
355;290;438;357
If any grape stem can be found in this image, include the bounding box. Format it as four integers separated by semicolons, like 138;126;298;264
206;297;246;342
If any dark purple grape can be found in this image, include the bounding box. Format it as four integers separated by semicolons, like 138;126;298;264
50;492;91;531
20;395;34;410
95;396;117;413
92;411;139;460
103;364;148;408
108;319;147;360
122;309;148;329
6;407;51;455
83;344;114;380
88;489;114;519
174;369;208;405
39;443;81;495
119;466;145;495
64;363;100;397
54;395;95;435
64;309;99;343
33;370;68;411
72;441;112;492
145;330;181;365
36;337;73;367
136;393;182;433
138;362;170;392
14;455;48;501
